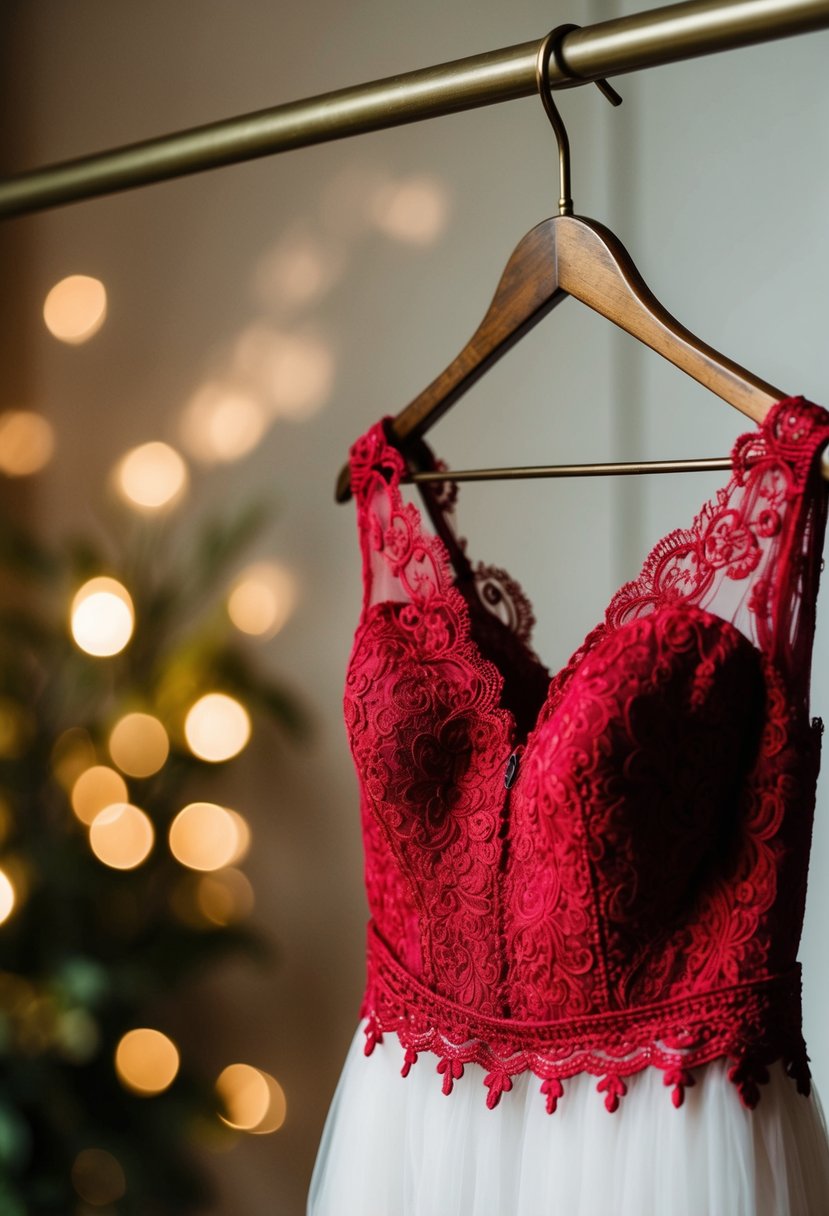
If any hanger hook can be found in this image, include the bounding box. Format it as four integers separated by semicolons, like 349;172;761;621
536;25;622;217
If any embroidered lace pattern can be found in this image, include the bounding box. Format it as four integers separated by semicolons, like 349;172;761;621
344;396;829;1112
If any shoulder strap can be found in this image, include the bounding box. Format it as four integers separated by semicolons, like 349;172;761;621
607;396;829;710
758;398;829;707
347;418;456;626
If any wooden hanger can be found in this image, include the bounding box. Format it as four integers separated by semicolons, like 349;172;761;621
335;26;789;503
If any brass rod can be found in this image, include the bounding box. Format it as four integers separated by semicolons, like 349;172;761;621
407;449;829;480
2;0;828;218
406;457;735;481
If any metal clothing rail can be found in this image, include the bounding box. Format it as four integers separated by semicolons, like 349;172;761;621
2;0;829;218
406;453;829;481
406;457;735;482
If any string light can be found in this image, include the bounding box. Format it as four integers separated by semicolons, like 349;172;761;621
115;441;188;511
70;577;134;658
168;803;239;872
115;1028;180;1095
89;803;154;870
71;765;128;825
184;693;251;763
108;713;169;778
216;1064;286;1132
71;1148;126;1205
227;561;297;637
0;410;55;476
0;869;16;926
43;274;107;344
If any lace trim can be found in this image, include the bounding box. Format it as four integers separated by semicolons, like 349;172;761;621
606;397;829;692
348;421;515;735
471;562;536;644
362;923;810;1113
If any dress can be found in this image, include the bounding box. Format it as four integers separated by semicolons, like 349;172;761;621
309;395;829;1216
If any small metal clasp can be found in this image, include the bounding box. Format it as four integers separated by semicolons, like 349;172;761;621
504;750;521;790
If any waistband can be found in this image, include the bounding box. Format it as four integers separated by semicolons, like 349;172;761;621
361;920;809;1112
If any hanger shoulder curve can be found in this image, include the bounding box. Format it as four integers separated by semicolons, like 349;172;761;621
394;220;567;440
554;215;785;421
334;220;566;502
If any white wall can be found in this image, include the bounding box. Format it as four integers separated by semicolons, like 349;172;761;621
3;2;829;1212
604;2;829;1095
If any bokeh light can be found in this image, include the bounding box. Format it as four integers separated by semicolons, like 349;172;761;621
227;810;251;863
179;383;267;464
252;1073;289;1135
109;713;169;778
56;1007;100;1065
253;228;344;310
371;174;450;245
197;868;255;926
115;1028;180;1095
184;693;251;763
71;1147;126;1205
216;1064;287;1133
71;765;128;826
0;856;29;914
217;1063;268;1128
43;274;107;344
0;410;55;476
234;325;334;420
0;869;16;926
70;577;134;657
89;803;154;870
227;561;298;637
115;441;188;511
168;803;239;872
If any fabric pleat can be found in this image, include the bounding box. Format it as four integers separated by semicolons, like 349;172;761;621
308;1020;829;1216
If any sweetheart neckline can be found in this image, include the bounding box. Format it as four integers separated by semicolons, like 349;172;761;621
357;395;822;754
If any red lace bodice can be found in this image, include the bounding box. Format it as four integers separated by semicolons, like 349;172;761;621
344;395;829;1113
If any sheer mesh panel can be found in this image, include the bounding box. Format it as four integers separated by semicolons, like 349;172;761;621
607;417;829;714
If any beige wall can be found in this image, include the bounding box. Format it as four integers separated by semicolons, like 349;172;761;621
3;3;829;1212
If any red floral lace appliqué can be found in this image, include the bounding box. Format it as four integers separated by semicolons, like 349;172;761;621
345;397;829;1112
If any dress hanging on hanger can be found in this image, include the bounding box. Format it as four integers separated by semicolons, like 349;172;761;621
311;29;829;1216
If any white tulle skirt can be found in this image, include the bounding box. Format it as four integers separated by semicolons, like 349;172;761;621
308;1019;829;1216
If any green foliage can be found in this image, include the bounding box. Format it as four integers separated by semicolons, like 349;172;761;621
0;505;306;1214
